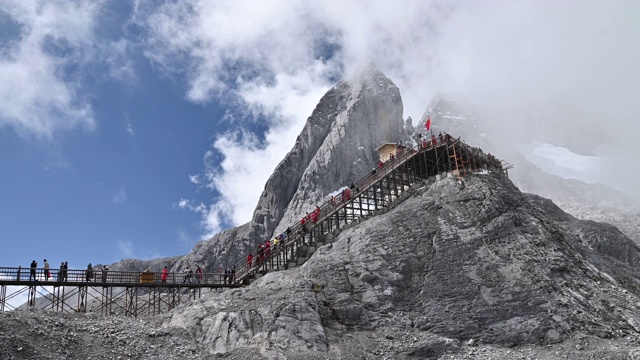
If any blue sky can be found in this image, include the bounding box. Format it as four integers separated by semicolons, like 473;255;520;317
1;0;638;270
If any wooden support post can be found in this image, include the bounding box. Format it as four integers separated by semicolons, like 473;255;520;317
78;286;87;313
0;285;5;311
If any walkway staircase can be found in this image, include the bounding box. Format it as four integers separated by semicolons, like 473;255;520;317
233;139;506;284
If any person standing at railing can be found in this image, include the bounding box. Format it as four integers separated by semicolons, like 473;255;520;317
57;262;63;282
182;267;192;284
161;266;168;284
280;235;287;263
247;252;253;269
257;243;264;268
196;266;203;284
86;263;93;282
43;259;50;281
29;260;37;281
63;261;68;282
272;237;279;268
223;268;230;284
265;240;271;269
101;266;108;283
17;266;21;281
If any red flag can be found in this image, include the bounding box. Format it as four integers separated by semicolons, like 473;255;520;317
426;116;431;131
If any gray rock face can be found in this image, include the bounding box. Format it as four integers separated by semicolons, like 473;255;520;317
163;172;640;358
273;67;404;234
105;256;182;273
170;66;404;273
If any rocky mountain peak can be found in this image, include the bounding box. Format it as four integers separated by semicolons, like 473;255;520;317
169;66;404;273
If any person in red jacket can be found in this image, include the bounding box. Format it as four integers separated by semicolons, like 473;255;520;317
161;266;168;284
431;134;438;146
247;252;253;268
265;240;271;261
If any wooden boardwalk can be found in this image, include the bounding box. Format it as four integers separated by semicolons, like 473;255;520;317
0;267;238;317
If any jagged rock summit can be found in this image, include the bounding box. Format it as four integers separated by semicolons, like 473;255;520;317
171;65;404;273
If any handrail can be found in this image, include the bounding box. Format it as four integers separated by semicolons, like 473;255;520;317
0;267;234;286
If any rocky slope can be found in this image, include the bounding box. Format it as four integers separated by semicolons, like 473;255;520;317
0;310;206;359
4;172;640;359
158;172;640;359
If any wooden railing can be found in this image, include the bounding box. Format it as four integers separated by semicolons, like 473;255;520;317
0;267;233;286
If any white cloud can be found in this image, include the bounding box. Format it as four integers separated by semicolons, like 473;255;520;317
117;239;134;258
177;198;206;213
188;175;200;184
0;1;100;138
138;0;640;234
115;239;165;261
177;228;194;248
111;186;127;204
124;114;134;135
125;123;134;135
137;0;440;235
0;1;136;140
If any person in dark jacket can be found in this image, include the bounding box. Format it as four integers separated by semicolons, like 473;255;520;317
29;260;37;281
86;263;93;282
101;266;108;283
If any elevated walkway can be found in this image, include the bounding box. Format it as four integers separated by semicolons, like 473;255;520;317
0;268;238;317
